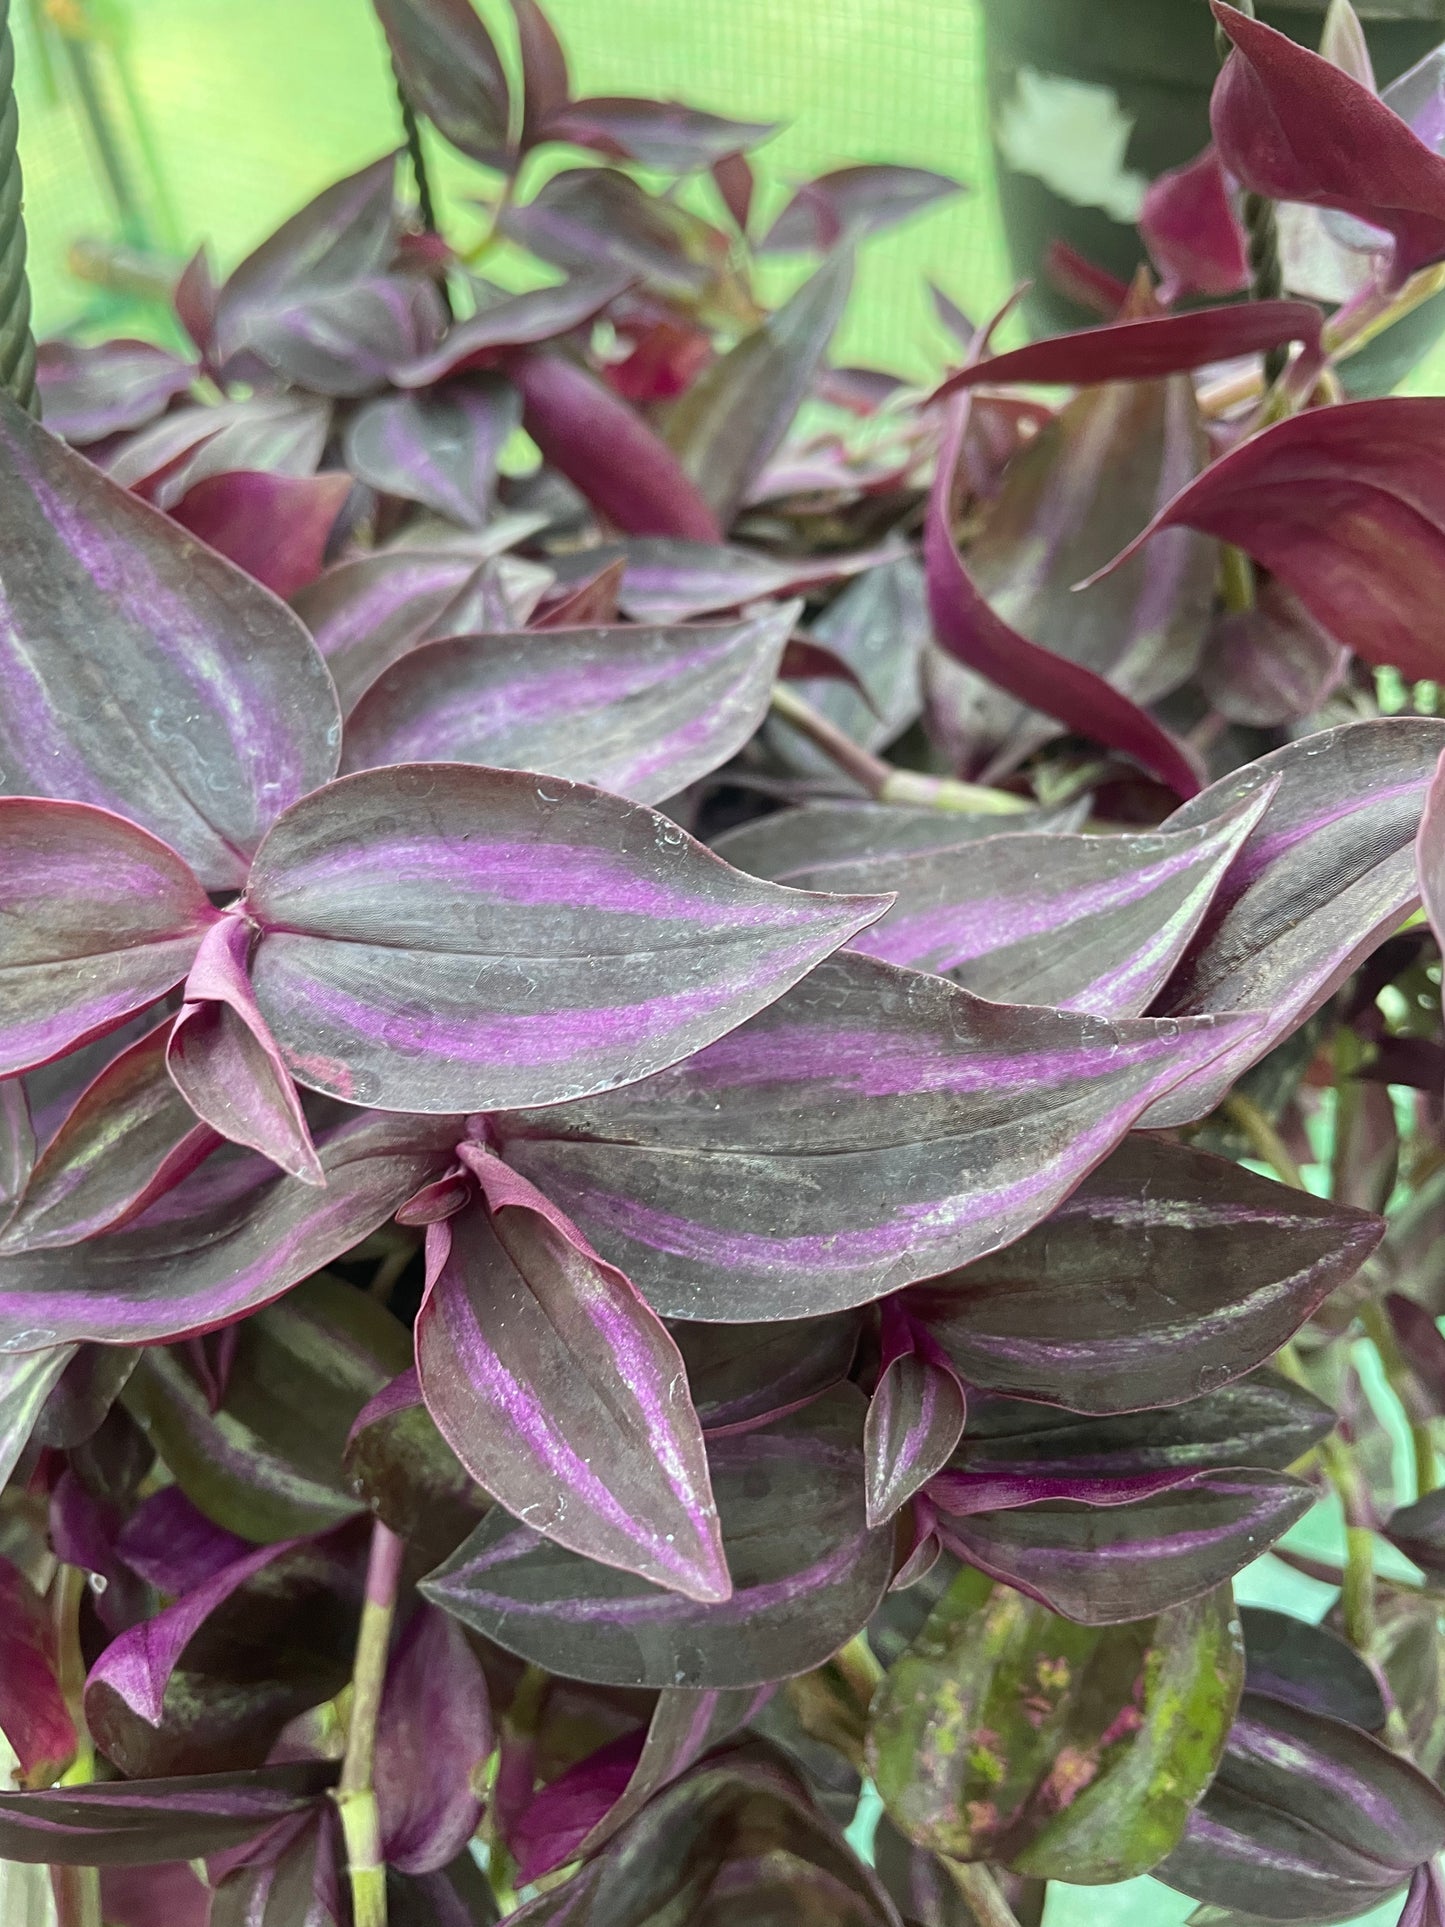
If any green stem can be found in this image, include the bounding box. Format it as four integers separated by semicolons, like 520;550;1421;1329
1219;544;1257;616
334;1522;404;1927
943;1861;1024;1927
1222;1093;1307;1191
50;1565;100;1927
1322;1436;1376;1649
0;0;35;410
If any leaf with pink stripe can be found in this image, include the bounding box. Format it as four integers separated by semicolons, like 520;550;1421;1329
497;952;1261;1321
0;800;216;1079
415;1146;729;1601
241;763;889;1115
341;607;796;805
865;1303;966;1528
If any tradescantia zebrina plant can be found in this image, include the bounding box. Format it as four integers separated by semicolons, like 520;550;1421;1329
15;1;1445;1924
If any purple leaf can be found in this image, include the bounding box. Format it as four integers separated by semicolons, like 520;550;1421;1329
498;952;1260;1320
169;470;351;601
341;606;794;803
512;0;570;148
0;1556;77;1785
210;1806;347;1927
926;361;1215;782
864;1305;967;1528
392;271;629;386
174;247;218;358
511;1685;768;1879
1417;745;1445;978
240;763;887;1114
416;1147;729;1600
1240;1606;1386;1732
712;151;754;233
664;252;852;525
2;1020;219;1251
1384;1485;1445;1574
1403;1863;1445;1927
1158;1691;1445;1920
761;165;964;252
117;1487;253;1595
0;1109;458;1348
504;351;724;541
0;1347;79;1486
374;1605;491;1873
1200;580;1349;728
537;97;777;172
0;800;215;1077
36;339;195;445
1143;718;1445;1127
343;1367;491;1569
373;0;512;168
167;914;322;1186
839;792;1270;1017
1100;398;1445;683
712;797;1082;884
934;300;1323;398
1212;1;1445;288
0;397;341;888
772;558;927;771
0;1762;334;1866
501;171;724;305
107;392;333;508
612;534;906;623
100;1863;212;1927
34;1344;140;1450
342;378;519;527
0;1079;34;1224
672;1310;862;1436
422;1389;894;1689
905;1134;1382;1414
927;400;1203;798
1139;147;1249;303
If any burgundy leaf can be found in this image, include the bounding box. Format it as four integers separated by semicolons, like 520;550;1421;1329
100;1863;212;1927
712;151;754;233
612;534;906;624
498;952;1258;1320
422;1390;893;1690
0;1762;334;1866
174;247;219;357
374;1605;490;1873
373;0;512;167
1139;147;1249;303
934;300;1322;400
0;1557;76;1785
1200;580;1349;728
838;791;1270;1017
341;607;795;804
240;763;887;1114
511;0;570;147
1098;399;1445;682
36;339;195;445
0;1110;458;1348
1;1020;219;1251
864;1306;967;1527
504;350;723;540
761;165;963;252
533;557;625;628
0;799;215;1077
1212;1;1445;288
0;397;341;888
170;471;351;601
392;271;629;386
1144;718;1445;1127
342;378;519;527
926;399;1204;798
538;97;776;172
416;1148;729;1600
117;1486;252;1595
167;914;322;1186
906;1134;1381;1414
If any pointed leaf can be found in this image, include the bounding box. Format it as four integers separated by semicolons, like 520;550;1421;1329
344;1367;491;1568
904;1134;1382;1413
927;400;1203;798
1200;580;1349;728
1103;399;1445;682
0;800;215;1076
373;0;511;165
342;378;519;526
664;252;852;524
108;391;333;506
0;1762;335;1866
1143;718;1445;1127
869;1567;1243;1880
1212;2;1445;287
341;608;794;803
0;1346;78;1486
1140;148;1250;303
934;301;1323;399
2;1020;219;1251
36;339;196;445
761;166;963;252
0;1080;34;1225
117;1487;252;1595
416;1150;729;1601
374;1604;491;1873
712;797;1076;884
865;1308;966;1527
672;1310;862;1436
840;794;1269;1017
392;271;628;386
501;170;727;306
0;1109;458;1348
613;535;906;623
772;557;928;770
1240;1607;1386;1731
505;351;723;541
0;398;341;887
538;97;776;172
498;951;1259;1320
1158;1690;1445;1920
169;470;351;601
0;1556;77;1784
240;763;886;1114
512;0;570;147
422;1390;894;1689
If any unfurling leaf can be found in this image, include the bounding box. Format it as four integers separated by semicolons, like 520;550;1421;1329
868;1567;1243;1881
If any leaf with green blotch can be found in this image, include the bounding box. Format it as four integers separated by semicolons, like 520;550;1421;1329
867;1567;1244;1883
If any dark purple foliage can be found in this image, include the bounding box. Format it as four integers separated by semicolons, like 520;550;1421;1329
5;1;1445;1920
